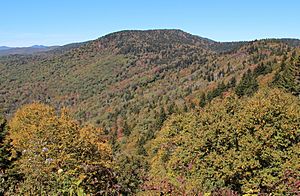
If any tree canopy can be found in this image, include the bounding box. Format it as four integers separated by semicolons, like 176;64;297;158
147;89;300;195
7;103;114;195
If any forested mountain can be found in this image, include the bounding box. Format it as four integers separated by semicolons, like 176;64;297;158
0;29;299;195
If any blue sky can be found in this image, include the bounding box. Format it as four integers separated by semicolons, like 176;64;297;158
1;0;299;46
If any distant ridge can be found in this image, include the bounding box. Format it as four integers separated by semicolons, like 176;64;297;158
1;29;300;56
0;45;59;56
0;46;12;51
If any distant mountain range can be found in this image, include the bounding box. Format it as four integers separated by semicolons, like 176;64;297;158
0;45;59;56
0;46;12;51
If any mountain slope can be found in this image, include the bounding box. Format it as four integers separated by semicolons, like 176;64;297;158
0;30;299;152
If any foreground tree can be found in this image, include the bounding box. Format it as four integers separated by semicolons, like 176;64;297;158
7;103;115;195
0;115;16;194
147;89;300;195
0;116;11;173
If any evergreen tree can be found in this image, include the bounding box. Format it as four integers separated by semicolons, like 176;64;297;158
199;93;206;108
207;82;227;101
0;116;11;172
253;62;272;77
0;115;17;195
235;69;259;97
273;56;300;96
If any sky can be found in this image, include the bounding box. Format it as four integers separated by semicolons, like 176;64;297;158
1;0;300;47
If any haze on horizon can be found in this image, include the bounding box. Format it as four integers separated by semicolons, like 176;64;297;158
1;0;300;47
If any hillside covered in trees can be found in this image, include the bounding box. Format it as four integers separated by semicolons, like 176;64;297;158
0;30;299;195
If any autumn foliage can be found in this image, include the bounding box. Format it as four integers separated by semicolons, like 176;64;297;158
7;103;114;195
0;30;300;195
147;89;300;195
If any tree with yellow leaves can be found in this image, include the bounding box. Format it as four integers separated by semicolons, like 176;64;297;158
8;103;114;195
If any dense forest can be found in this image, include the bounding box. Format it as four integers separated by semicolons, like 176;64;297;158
0;30;299;195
